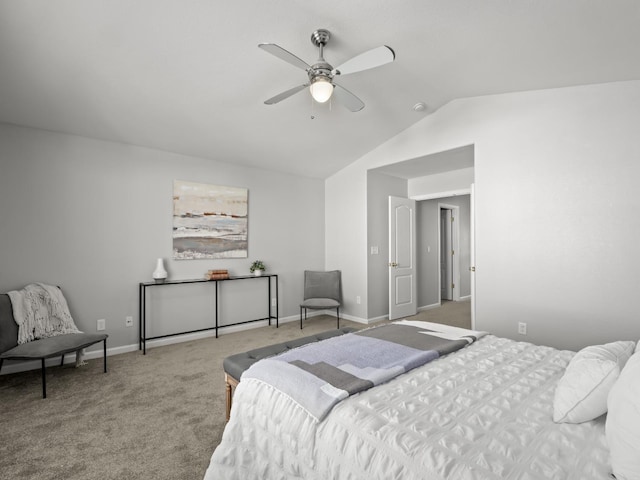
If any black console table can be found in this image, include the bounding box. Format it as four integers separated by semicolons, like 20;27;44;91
139;274;278;354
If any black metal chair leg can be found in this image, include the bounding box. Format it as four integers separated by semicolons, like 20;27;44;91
336;307;340;329
60;354;65;366
41;358;47;399
300;307;303;329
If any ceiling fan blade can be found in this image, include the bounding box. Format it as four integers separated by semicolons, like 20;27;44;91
258;43;310;71
264;84;309;105
333;45;395;76
333;84;365;112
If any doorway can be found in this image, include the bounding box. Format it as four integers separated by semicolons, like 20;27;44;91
440;208;453;301
438;204;460;303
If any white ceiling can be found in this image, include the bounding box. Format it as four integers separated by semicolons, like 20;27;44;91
1;1;639;179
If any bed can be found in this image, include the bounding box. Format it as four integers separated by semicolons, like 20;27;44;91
204;321;639;480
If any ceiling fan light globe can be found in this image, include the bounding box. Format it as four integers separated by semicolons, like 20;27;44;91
310;77;334;103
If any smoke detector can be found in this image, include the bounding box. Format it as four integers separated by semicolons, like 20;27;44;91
413;102;427;112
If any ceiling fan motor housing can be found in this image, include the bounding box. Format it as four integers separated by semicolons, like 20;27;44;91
308;62;333;83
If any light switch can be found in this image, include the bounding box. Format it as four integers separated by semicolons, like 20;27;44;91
371;246;379;255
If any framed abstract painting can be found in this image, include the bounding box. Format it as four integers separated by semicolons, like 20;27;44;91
172;180;248;260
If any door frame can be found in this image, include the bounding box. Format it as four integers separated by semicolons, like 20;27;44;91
470;184;476;329
438;203;461;302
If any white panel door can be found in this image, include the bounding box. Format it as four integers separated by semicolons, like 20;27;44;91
389;196;417;320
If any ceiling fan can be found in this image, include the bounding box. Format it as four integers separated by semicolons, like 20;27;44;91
259;29;395;112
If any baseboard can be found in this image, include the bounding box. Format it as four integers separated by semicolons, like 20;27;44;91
365;313;388;323
366;302;441;325
332;312;369;324
418;302;441;311
298;308;370;325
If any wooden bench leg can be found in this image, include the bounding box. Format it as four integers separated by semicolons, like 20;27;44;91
225;373;239;422
225;383;232;421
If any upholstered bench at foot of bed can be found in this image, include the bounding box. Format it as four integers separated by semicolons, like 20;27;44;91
223;327;357;421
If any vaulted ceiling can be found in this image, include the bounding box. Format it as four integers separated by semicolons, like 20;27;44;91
1;1;639;178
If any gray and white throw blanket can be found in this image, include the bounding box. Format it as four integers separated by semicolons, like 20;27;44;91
243;320;486;421
7;283;81;344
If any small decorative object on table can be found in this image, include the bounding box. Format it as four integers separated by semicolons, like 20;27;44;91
250;260;266;276
206;269;229;280
153;258;168;283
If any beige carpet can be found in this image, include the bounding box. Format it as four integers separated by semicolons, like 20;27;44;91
0;301;470;480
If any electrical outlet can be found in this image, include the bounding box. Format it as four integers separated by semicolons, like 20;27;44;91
271;298;277;307
518;322;527;335
125;316;133;327
356;296;361;304
97;318;106;331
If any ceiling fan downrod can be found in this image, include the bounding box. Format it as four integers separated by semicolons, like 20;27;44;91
308;29;334;102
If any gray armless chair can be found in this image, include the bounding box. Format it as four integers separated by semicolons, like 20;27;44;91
300;270;342;329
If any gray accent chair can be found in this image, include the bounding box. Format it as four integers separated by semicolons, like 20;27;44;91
0;292;108;398
300;270;342;329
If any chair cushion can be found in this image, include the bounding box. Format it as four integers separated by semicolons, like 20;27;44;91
301;298;340;309
223;328;356;381
0;333;108;360
0;293;19;354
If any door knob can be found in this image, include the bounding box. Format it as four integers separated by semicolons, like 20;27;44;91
389;262;398;268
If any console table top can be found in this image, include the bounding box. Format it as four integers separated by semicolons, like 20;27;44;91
140;274;277;287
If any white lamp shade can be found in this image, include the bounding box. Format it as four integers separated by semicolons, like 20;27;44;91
309;77;334;103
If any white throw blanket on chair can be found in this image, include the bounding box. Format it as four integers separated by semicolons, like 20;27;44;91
7;283;81;344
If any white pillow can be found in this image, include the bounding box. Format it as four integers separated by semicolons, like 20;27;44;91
606;351;640;480
553;340;635;424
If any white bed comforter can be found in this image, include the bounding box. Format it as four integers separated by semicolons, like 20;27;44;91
204;335;612;480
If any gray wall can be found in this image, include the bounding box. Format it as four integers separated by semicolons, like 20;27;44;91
327;80;640;351
0;124;325;352
416;195;471;308
366;170;407;319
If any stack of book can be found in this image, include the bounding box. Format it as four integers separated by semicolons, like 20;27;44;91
206;269;229;280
